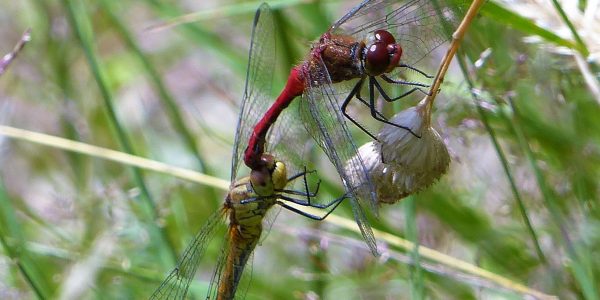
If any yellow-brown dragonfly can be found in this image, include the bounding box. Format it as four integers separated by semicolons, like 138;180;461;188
150;153;343;299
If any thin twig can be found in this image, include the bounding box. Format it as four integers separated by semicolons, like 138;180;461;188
423;0;486;125
0;28;31;76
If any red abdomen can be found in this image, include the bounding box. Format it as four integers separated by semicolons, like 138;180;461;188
244;67;305;169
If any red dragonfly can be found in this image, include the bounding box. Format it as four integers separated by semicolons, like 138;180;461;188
150;4;345;299
243;0;466;254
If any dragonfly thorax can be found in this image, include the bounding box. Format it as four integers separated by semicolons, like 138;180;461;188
312;33;363;83
226;179;273;234
309;30;402;84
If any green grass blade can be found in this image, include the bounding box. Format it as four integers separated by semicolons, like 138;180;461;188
508;98;599;300
145;0;247;76
99;0;210;174
453;52;546;264
549;0;589;56
0;182;49;299
480;2;582;52
62;0;177;262
405;197;424;300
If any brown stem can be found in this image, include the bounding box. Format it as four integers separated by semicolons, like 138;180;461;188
424;0;486;125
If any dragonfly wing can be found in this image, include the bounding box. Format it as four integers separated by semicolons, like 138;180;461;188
299;58;379;256
331;0;388;30
233;253;255;300
259;203;282;244
265;99;314;187
205;231;229;300
231;2;276;181
207;226;261;300
205;235;254;300
150;210;224;300
332;0;468;66
207;252;255;300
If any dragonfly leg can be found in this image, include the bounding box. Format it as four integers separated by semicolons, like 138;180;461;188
278;192;345;209
341;77;378;140
286;167;317;182
276;194;346;220
369;77;421;138
301;165;318;202
378;74;430;101
277;185;320;198
398;63;434;79
278;166;321;198
240;195;268;205
355;85;388;121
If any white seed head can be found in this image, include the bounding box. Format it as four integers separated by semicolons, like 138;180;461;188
348;101;450;204
378;105;450;175
355;142;411;203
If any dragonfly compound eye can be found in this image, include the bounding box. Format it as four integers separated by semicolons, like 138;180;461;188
374;30;395;45
272;161;287;190
366;30;402;75
250;169;267;187
250;168;274;196
365;42;391;76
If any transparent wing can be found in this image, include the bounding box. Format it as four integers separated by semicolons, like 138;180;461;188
299;58;379;256
260;205;282;244
332;0;468;66
231;3;276;181
266;99;313;186
234;253;255;300
205;234;229;300
150;210;225;300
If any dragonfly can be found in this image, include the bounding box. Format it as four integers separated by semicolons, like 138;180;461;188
150;4;345;299
243;0;467;254
150;155;342;300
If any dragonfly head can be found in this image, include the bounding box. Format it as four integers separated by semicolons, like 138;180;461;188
271;160;287;191
364;30;402;76
250;154;287;195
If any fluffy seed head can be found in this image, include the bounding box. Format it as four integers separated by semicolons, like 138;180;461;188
348;100;450;204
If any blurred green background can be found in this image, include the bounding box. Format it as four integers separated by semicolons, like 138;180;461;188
0;0;598;299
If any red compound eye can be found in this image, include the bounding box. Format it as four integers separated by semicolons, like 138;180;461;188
374;30;396;45
365;30;402;75
386;44;402;73
365;42;390;75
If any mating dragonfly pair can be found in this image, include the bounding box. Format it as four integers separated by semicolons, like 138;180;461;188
151;0;466;299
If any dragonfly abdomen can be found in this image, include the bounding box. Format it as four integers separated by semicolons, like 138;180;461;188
215;171;277;299
217;224;261;300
